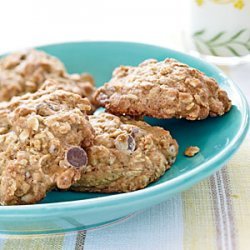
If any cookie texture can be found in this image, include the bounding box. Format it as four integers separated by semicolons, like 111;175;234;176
40;76;96;113
95;58;232;120
0;50;97;110
0;49;65;101
71;113;178;193
0;89;94;205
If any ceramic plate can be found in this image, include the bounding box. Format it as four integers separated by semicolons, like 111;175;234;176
0;42;248;235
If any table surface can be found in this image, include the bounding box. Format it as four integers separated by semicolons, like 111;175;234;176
0;1;249;249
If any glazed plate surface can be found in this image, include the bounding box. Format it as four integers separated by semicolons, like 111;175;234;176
0;42;248;235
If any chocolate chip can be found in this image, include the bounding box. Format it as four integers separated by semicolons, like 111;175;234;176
66;147;88;168
114;134;136;153
36;102;59;116
20;54;26;60
127;135;136;152
44;102;57;111
131;127;139;137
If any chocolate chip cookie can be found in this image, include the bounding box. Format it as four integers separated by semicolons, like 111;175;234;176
71;113;178;193
0;89;94;205
94;58;232;120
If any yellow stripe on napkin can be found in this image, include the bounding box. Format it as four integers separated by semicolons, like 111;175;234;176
3;234;65;250
182;179;217;250
227;140;250;249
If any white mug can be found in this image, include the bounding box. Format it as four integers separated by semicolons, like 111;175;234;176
188;0;250;64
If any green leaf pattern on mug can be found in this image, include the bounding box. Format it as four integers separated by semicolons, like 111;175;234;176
193;29;250;56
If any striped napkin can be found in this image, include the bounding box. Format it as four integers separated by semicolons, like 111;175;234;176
0;135;248;250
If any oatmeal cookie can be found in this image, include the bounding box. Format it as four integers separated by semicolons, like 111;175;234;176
94;58;232;120
0;50;97;109
0;89;94;205
0;49;65;101
71;113;178;193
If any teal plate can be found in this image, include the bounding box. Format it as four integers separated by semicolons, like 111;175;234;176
0;42;248;235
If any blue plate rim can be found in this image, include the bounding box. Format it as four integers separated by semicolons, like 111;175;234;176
0;41;248;216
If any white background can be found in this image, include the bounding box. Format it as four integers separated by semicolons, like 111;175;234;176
0;0;187;53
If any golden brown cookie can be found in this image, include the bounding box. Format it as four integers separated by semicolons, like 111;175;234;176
0;89;94;205
0;50;97;111
94;58;232;120
71;113;178;193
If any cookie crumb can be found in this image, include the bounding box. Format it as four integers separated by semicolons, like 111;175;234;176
184;146;200;157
